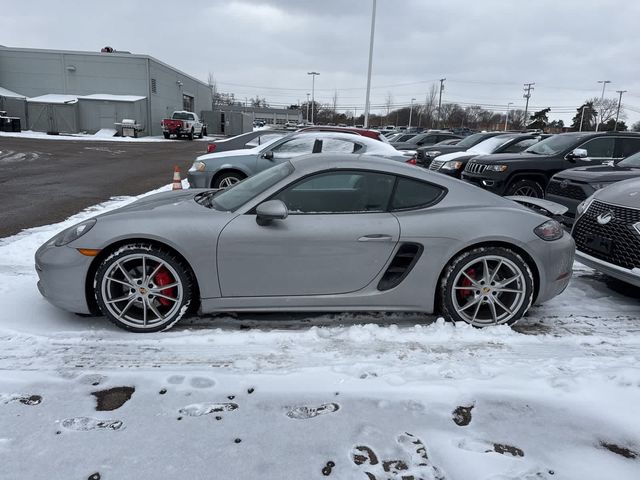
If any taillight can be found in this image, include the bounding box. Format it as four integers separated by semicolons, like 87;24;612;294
405;158;417;165
207;144;217;153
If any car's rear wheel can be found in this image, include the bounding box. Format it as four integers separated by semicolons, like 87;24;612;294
213;171;245;189
95;244;194;332
198;128;204;139
163;132;170;139
506;179;544;198
440;247;534;327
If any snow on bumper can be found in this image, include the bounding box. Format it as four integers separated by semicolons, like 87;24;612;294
35;244;93;314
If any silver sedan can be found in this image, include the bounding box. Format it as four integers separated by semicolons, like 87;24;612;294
36;154;575;332
188;131;410;189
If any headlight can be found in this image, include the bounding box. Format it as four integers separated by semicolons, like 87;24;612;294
442;160;463;171
428;150;441;157
534;219;563;241
590;182;613;191
576;195;595;216
189;161;206;173
52;219;97;247
484;165;508;172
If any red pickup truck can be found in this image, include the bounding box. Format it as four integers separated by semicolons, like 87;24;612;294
161;111;206;140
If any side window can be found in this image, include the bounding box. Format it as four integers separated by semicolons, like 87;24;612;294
274;171;395;214
578;137;615;158
417;135;436;146
247;133;281;147
502;138;538;153
321;138;363;154
271;137;316;157
391;177;445;211
616;137;640;158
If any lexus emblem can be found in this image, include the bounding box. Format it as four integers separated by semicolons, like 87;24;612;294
597;211;614;225
560;179;569;189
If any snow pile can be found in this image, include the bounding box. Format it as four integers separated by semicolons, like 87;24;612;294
0;188;639;479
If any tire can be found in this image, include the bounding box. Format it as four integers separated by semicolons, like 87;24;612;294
188;129;194;141
440;246;534;327
213;171;245;189
202;127;207;137
94;244;194;333
163;132;170;139
506;179;544;198
198;128;204;139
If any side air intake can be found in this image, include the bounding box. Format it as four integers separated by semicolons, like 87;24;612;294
377;243;423;291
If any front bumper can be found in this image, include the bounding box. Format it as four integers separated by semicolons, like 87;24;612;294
460;172;508;195
575;250;640;288
187;170;213;189
35;244;94;314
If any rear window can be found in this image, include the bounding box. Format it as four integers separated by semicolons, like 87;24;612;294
391;178;445;210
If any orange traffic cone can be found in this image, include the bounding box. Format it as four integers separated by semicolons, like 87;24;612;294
172;166;183;190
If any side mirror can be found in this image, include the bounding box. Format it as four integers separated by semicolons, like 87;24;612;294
256;200;288;226
567;148;588;161
262;150;274;161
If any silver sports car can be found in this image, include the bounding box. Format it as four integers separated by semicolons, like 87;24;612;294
36;154;575;332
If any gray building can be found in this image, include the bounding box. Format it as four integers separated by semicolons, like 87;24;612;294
203;105;303;136
0;45;212;136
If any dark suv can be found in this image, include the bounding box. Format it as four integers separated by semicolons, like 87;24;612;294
546;150;640;225
461;132;640;198
390;131;461;151
416;131;506;168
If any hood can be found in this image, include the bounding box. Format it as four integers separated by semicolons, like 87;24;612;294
98;189;211;217
594;177;640;208
471;152;542;164
555;165;640;183
418;145;465;155
198;148;258;162
436;151;473;162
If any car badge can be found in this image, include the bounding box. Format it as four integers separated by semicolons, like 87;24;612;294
560;179;569;189
596;211;614;225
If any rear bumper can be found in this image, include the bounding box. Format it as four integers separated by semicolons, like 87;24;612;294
532;233;575;304
575;250;640;287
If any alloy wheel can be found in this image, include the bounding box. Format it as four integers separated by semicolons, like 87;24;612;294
218;176;241;188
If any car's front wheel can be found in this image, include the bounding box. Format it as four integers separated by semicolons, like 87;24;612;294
506;179;544;198
440;247;534;326
95;244;194;332
213;171;245;189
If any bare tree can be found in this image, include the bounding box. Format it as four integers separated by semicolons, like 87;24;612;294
591;97;625;125
207;72;218;111
332;90;339;123
509;109;526;130
420;84;438;128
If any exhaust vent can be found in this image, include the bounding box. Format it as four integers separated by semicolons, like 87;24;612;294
377;243;423;291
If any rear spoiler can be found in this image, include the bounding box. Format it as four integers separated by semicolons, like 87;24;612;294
506;196;568;217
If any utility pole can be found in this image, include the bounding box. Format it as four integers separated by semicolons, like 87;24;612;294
353;106;357;126
437;78;446;128
595;80;611;132
578;104;586;132
523;82;535;128
363;0;377;128
307;72;320;124
614;90;626;131
504;102;513;131
306;93;310;123
408;98;416;131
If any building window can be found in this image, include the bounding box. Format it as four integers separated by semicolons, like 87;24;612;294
182;94;194;112
151;78;157;94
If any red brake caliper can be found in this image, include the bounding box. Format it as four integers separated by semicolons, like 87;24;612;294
153;268;176;307
457;268;476;301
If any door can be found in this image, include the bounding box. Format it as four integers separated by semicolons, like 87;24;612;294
574;137;615;166
217;170;400;297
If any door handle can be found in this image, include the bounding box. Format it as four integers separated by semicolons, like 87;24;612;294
358;234;394;242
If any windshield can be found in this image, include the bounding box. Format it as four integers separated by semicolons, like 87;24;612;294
455;132;490;149
468;135;516;154
619;151;640;167
257;134;291;151
406;134;429;144
172;112;192;120
211;162;294;211
525;134;584;155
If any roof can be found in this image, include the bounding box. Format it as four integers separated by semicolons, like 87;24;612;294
27;93;146;104
0;86;25;98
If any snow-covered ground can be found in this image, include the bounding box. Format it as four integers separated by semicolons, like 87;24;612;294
1;187;639;479
0;130;218;142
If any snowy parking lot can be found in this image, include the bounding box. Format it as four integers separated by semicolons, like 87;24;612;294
1;186;640;479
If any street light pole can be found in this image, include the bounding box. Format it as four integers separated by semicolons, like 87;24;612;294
504;102;513;131
614;90;626;131
363;0;377;128
307;72;320;124
408;98;416;131
437;78;446;128
595;80;611;132
306;93;310;123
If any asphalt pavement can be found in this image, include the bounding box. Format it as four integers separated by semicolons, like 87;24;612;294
0;136;209;238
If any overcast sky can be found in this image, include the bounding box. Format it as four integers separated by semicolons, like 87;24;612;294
2;0;639;125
